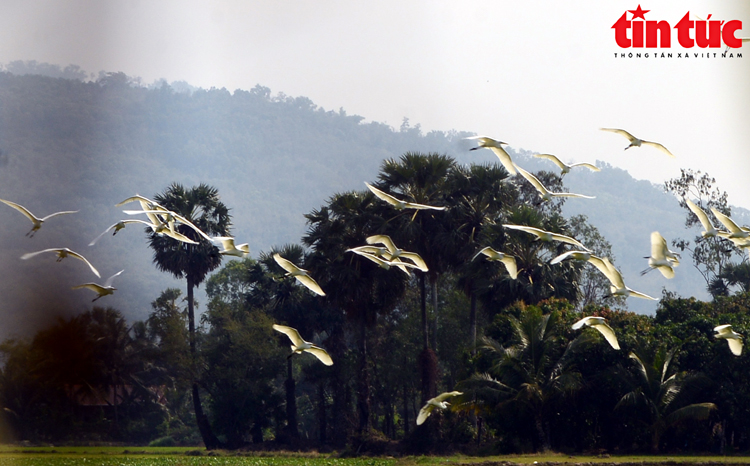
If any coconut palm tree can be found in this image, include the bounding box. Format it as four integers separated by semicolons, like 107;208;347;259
615;345;716;452
459;304;583;451
147;182;231;450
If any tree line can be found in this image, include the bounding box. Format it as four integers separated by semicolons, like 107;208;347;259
1;153;748;454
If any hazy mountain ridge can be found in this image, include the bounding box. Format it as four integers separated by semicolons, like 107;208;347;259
0;66;735;335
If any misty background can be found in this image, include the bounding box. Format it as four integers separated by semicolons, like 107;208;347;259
1;61;748;341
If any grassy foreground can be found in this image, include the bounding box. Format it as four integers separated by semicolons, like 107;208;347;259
0;447;749;466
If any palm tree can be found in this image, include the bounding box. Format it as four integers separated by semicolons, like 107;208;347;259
303;190;409;436
147;182;231;450
374;152;454;402
443;163;515;351
460;304;583;451
615;346;716;452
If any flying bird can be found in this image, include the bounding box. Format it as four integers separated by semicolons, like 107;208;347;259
549;250;593;265
533;153;600;176
0;199;78;237
212;236;250;257
21;248;100;278
641;231;679;279
516;166;595;202
123;209;212;241
366;235;429;272
272;253;326;296
472;247;518;279
346;245;421;273
72;269;125;302
364;182;446;212
272;324;333;365
502;224;590;251
89;219;166;246
116;194;168;226
465;136;518;175
572;316;620;350
417;391;463;425
685;199;722;238
710;207;750;240
714;324;743;356
600;128;674;158
587;255;656;300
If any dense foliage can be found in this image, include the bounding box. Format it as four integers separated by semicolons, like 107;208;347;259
0;66;748;454
0;153;747;455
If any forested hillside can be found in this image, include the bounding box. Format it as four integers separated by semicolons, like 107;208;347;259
0;66;740;334
3;65;750;453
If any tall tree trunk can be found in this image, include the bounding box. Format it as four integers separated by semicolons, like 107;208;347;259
402;383;410;437
357;315;370;433
535;413;550;452
431;278;439;352
187;277;221;450
418;274;437;404
318;381;327;445
285;358;299;441
330;322;348;447
470;291;477;354
420;274;428;349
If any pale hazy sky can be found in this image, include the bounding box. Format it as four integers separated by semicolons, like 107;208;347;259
1;0;749;208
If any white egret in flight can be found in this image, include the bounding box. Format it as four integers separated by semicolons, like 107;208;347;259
516;166;595;202
600;128;674;158
465;136;518;175
472;247;518;279
417;391;463;425
365;235;428;272
21;248;100;278
365;182;446;212
72;270;125;302
714;324;743;356
0;199;78;237
710;207;750;240
572;316;620;350
587;255;656;300
533;153;600;176
272;324;333;365
641;231;679;279
272;254;326;296
212;236;250;257
502;224;589;251
684;199;722;238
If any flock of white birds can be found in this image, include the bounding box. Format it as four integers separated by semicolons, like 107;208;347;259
0;126;745;425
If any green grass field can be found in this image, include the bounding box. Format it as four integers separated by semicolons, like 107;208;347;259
0;447;749;466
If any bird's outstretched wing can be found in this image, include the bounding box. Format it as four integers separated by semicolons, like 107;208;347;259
103;270;125;288
641;140;674;158
305;346;334;366
0;199;41;222
272;324;305;347
591;321;620;350
600;127;636;141
273;254;301;274
466;136;518;175
64;250;101;278
727;338;743;356
366;235;397;254
416;403;435;426
296;275;326;296
569;162;600;172
72;283;107;294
